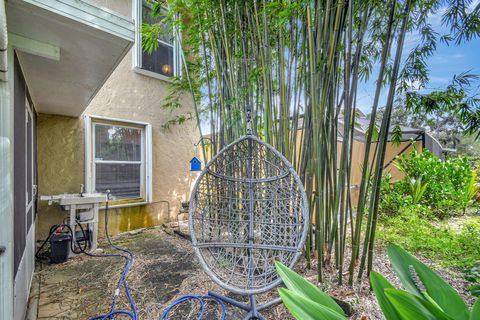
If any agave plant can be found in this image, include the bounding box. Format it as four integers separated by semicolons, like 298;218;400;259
276;244;480;320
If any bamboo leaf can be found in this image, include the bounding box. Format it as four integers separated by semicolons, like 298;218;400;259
387;244;470;320
275;261;345;316
391;124;403;146
278;288;347;320
384;288;453;320
370;272;402;320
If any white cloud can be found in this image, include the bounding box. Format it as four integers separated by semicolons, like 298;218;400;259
453;53;466;59
428;76;450;84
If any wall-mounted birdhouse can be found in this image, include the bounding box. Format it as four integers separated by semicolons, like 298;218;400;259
190;157;201;171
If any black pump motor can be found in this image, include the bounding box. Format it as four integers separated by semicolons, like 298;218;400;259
49;233;71;264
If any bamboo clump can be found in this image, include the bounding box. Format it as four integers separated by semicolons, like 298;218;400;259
155;0;417;284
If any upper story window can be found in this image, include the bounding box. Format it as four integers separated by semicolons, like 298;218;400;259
85;115;152;205
134;0;180;80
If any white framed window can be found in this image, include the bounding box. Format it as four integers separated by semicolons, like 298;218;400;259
85;115;152;204
133;0;180;80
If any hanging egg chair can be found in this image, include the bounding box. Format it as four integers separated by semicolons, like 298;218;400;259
188;106;309;319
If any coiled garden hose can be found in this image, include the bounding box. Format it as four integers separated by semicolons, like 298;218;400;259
160;294;226;320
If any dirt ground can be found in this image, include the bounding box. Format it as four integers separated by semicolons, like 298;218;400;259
31;225;475;320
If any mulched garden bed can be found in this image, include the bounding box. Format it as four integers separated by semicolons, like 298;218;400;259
32;225;474;319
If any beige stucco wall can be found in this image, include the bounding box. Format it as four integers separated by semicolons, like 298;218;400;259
36;0;200;239
36;115;85;238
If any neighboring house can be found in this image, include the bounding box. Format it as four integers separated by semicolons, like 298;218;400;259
0;0;198;319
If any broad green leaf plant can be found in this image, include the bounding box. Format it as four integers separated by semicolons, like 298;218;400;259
276;244;480;320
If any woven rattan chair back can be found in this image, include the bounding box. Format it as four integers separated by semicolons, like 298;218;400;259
189;132;308;319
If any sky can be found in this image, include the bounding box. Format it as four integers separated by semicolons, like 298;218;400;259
356;2;480;114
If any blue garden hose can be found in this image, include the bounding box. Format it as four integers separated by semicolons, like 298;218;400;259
160;294;226;320
84;196;138;320
73;195;224;320
37;196;224;319
35;221;135;319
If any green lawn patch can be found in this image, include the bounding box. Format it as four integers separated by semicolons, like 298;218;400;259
377;206;480;269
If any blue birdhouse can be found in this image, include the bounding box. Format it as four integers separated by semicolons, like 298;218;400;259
190;157;201;171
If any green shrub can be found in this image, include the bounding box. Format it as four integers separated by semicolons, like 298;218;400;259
380;147;477;218
379;174;413;216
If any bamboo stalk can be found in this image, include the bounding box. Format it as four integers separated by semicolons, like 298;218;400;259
154;0;424;285
349;0;397;284
358;0;413;279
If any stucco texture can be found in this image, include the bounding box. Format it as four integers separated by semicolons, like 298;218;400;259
36;114;85;239
36;0;200;239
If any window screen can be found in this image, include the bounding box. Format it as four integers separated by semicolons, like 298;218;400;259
94;124;143;199
141;4;175;77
